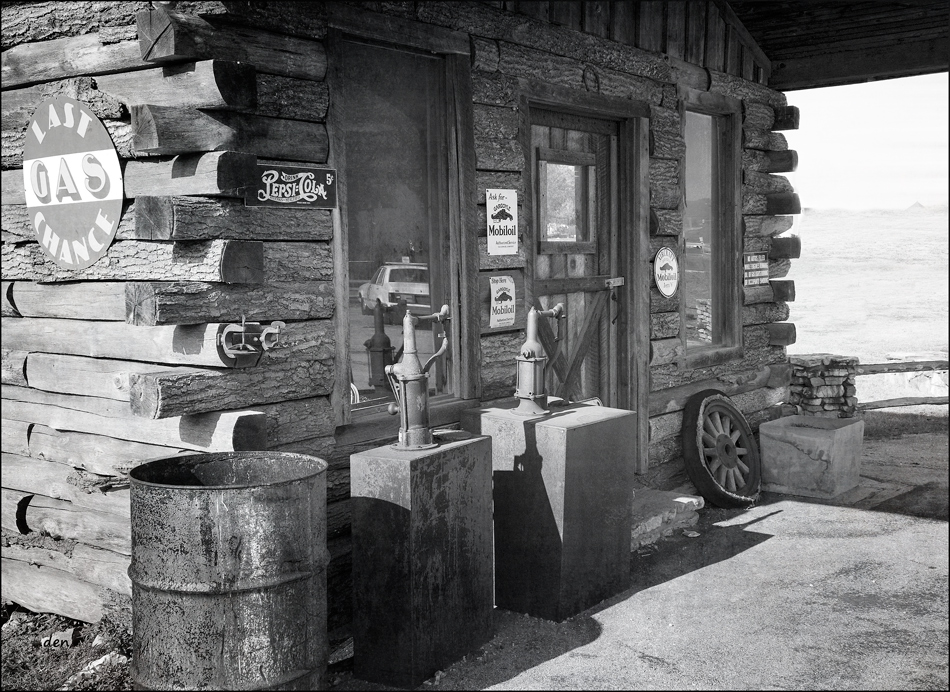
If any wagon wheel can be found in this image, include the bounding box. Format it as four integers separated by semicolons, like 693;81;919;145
682;390;761;508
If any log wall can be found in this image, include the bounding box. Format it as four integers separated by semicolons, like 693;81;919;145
1;0;799;635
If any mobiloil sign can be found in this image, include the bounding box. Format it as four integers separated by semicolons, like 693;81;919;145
22;96;123;270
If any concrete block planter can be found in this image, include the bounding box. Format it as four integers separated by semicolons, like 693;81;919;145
760;415;865;498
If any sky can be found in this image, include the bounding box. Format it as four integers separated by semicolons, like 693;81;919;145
782;72;949;210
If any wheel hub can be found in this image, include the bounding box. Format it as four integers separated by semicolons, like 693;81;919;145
715;434;739;468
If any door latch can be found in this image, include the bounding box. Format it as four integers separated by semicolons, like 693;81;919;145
217;317;285;367
605;277;625;288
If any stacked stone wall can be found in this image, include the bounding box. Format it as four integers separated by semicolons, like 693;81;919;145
789;354;858;418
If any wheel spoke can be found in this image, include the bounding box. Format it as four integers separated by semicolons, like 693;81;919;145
702;432;718;446
703;416;718;437
730;429;742;443
720;414;733;436
715;465;727;486
735;447;747;456
733;467;746;487
737;459;750;474
725;468;736;491
703;447;718;457
708;458;722;473
710;411;724;435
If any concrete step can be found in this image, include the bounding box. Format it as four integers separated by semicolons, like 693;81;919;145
630;488;704;551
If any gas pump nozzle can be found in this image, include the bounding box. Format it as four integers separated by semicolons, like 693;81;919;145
385;305;451;450
513;304;565;416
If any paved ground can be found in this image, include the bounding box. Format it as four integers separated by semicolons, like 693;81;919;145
330;431;949;690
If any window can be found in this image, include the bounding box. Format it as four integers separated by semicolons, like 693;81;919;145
681;92;742;366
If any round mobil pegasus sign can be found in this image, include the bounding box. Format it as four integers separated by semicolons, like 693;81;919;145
22;96;123;270
653;246;679;298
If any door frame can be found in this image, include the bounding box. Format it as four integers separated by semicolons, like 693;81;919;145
517;79;651;475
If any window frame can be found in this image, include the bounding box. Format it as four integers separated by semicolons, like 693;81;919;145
325;7;479;437
678;87;744;370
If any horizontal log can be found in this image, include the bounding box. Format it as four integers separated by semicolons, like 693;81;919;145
743;172;794;195
770;258;791;279
2;151;259;204
262;241;333;281
650;312;680;340
742;129;788;152
28;424;193;477
24;493;131;555
769;235;802;259
649;106;685;160
475;136;525;171
772;106;800;131
742;149;798;174
131;196;333;241
1;557;107;623
137;7;327;80
256;74;328;122
743;215;794;237
127;280;334;326
767;322;797;346
743;280;795;305
743;192;801;216
2;239;263;284
123;150;258;198
708;69;787;110
650;208;682;237
853;360;948;376
649;338;682;367
858;396;949;410
649;362;789;415
2;349;28;386
1;281;17;316
1;386;267;452
2;488;29;533
258;396;336;448
1;452;130;517
2;317;237;367
9;281;126;321
742;302;790;325
129;320;335;418
95;59;256;109
770;279;795;302
0;35;147;89
0;1;135;49
2;199;135;242
1;541;131;598
132;105;329;162
25;353;208;402
1;419;31;456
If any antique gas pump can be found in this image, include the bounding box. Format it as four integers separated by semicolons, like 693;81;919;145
513;303;566;416
364;300;394;389
385;304;451;449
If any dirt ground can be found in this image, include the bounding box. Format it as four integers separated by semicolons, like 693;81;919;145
1;409;946;691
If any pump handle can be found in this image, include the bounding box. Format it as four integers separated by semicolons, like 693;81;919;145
538;303;566;341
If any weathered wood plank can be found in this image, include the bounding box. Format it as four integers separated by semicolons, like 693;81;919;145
1;557;107;623
137;7;327;80
10;281;127;320
28;424;192;477
25;353;208;402
858;396;949;410
132;105;329;162
130;196;332;241
2;239;263;284
1;488;29;533
853;360;948;376
1;35;148;89
1;541;131;598
2;151;258;205
1;350;28;386
1;419;31;456
1;281;18;316
1;386;267;452
1;453;130;517
2;317;232;367
127;280;334;326
129;319;335;418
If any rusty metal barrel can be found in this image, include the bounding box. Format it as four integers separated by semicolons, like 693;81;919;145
128;452;328;691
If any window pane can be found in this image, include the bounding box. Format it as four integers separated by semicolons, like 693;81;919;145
542;162;593;242
342;40;452;413
684;111;717;346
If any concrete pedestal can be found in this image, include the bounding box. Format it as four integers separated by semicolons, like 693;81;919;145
760;415;865;499
350;432;494;688
461;402;636;622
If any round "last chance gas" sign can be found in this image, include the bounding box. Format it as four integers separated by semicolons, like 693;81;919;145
22;96;123;270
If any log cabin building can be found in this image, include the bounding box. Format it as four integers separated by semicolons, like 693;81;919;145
2;0;947;633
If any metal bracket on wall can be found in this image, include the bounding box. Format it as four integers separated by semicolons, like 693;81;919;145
216;318;286;367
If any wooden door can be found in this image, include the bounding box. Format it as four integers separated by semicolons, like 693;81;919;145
531;109;623;407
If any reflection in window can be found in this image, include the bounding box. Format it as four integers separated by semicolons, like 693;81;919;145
683;110;717;347
539;161;594;243
341;40;451;413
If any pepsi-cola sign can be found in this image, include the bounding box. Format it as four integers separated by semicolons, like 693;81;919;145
22;97;123;269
